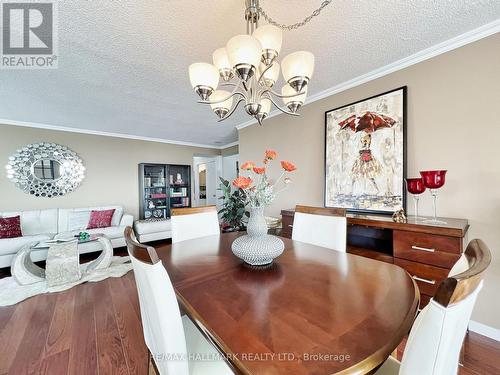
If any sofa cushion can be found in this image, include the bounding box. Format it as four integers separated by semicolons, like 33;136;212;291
87;209;115;229
58;206;123;233
0;209;58;235
67;211;91;231
0;215;22;239
0;234;54;256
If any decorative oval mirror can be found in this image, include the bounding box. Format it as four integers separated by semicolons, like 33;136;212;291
5;143;85;198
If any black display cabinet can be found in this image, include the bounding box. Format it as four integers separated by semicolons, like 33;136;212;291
139;163;191;219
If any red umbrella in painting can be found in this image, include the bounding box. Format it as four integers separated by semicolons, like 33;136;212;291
338;111;397;133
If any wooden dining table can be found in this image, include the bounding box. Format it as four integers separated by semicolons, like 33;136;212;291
160;232;419;374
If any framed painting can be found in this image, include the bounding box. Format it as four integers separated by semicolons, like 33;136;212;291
324;86;407;215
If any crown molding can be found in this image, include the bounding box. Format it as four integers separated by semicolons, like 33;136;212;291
219;140;239;149
236;18;500;131
0;119;238;150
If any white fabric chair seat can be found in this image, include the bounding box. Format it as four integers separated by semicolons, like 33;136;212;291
292;211;347;252
374;239;491;375
182;315;233;375
126;227;230;375
171;208;220;244
0;234;54;256
375;282;483;374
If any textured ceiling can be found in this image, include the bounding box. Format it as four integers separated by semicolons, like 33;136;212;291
1;1;499;146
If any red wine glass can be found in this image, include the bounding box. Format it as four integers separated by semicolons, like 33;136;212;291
406;178;426;221
420;170;447;224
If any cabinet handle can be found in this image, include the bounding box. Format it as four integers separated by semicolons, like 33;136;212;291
288;224;293;228
411;245;435;253
412;275;436;285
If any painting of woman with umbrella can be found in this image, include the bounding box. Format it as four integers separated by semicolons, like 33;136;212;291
325;87;406;214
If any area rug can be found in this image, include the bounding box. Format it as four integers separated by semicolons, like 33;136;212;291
0;256;132;306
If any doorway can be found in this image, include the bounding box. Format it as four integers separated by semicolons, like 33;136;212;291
193;156;222;208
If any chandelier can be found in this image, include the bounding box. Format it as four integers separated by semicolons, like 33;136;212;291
188;0;332;125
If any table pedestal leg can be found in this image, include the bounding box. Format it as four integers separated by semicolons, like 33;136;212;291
11;243;46;285
84;237;113;271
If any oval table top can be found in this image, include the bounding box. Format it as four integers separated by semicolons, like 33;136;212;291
159;232;419;374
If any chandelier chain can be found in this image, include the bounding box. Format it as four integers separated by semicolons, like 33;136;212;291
257;1;332;31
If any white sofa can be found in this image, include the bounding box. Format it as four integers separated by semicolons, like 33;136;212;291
134;218;172;243
0;206;133;268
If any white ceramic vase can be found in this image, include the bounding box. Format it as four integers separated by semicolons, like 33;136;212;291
231;206;284;266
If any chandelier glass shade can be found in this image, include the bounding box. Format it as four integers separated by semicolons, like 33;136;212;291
259;61;280;87
253;24;282;64
188;0;317;125
257;98;272;122
282;85;307;113
209;90;234;118
188;63;219;100
281;51;315;91
212;48;233;81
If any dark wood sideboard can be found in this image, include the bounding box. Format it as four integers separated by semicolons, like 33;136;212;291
281;209;469;309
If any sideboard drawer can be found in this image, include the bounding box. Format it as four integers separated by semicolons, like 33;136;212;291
394;230;462;268
394;258;449;296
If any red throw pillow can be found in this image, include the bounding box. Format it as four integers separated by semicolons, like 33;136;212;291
87;209;115;229
0;215;22;239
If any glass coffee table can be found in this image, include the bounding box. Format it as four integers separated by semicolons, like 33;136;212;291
11;234;114;286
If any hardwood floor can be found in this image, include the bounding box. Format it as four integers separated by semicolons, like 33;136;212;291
0;270;147;375
0;246;499;374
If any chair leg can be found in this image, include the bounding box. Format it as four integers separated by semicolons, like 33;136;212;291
459;331;467;367
148;351;159;375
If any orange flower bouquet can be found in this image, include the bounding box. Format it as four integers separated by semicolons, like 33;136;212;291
230;150;296;266
232;150;296;208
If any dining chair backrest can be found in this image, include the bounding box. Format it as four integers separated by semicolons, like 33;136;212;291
291;205;347;252
171;205;220;243
124;227;189;375
399;239;491;375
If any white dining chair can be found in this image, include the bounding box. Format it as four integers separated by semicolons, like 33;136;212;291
124;227;233;375
291;205;347;252
375;238;491;375
171;206;220;243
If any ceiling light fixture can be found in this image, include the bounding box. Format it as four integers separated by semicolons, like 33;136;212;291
188;0;332;125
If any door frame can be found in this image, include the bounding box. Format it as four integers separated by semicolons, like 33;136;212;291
193;155;223;208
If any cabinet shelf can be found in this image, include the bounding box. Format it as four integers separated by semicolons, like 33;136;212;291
139;163;191;220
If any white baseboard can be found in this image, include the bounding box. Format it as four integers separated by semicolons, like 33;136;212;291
469;320;500;342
